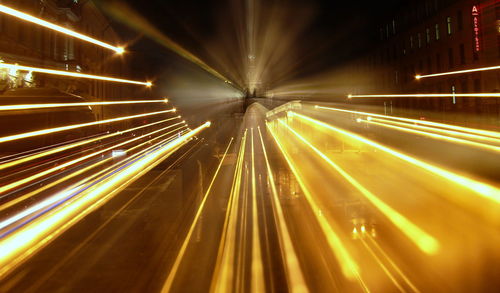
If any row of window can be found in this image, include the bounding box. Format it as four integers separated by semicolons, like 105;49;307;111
407;13;462;50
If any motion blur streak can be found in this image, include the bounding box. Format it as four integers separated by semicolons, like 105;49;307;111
257;127;308;293
359;238;405;292
363;118;500;153
250;128;265;292
100;1;232;85
0;126;186;214
0;99;167;111
0;4;124;54
0;122;210;278
280;119;440;255
348;93;500;98
367;236;420;293
0;117;178;171
292;113;500;204
0;158;112;213
161;137;234;292
0;63;151;86
0;109;176;144
266;123;363;283
0;121;184;195
315;105;500;140
211;131;247;293
415;65;500;79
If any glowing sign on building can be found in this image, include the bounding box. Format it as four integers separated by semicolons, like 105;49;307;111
472;5;480;52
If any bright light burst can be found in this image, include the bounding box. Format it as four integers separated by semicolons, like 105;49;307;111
0;63;151;86
0;4;125;54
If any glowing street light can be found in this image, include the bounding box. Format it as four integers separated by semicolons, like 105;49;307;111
0;62;152;86
416;65;500;79
0;4;125;54
347;93;500;98
0;109;177;144
0;99;168;111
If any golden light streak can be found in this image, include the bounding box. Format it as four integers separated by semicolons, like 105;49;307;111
211;131;247;293
257;126;308;293
267;122;362;282
0;63;151;86
0;117;179;171
292;112;500;204
415;65;500;79
0;109;176;144
161;137;234;292
0;123;210;278
367;236;420;293
363;118;500;153
347;93;500;98
250;128;265;293
316;105;500;140
0;122;184;195
0;158;112;213
0;4;125;54
280;119;439;255
0;99;167;111
0;126;187;233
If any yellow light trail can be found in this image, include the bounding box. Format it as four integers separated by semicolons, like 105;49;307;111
0;63;151;86
0;109;176;144
0;4;125;54
316;105;500;140
25;142;199;293
0;126;187;230
250;128;265;293
363;118;500;153
0;158;112;213
292;112;500;204
267;122;363;283
0;122;184;195
0;99;167;111
0;117;179;171
257;127;308;293
279;119;439;255
415;65;500;79
367;235;420;293
360;238;405;292
211;131;247;293
347;93;500;98
161;137;233;292
0;122;210;278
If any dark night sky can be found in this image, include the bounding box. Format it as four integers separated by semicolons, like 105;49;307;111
96;0;406;89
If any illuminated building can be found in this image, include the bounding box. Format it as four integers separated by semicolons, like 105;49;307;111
346;0;499;125
0;0;140;120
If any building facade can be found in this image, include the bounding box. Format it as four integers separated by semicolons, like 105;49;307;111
0;0;138;120
349;0;500;126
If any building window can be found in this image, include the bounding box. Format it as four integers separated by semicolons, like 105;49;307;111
451;85;456;104
435;24;440;40
392;19;396;34
459;43;466;64
446;16;452;35
418;33;422;48
448;48;454;68
410;36;414;49
426;28;431;43
457;10;463;31
380;28;384;40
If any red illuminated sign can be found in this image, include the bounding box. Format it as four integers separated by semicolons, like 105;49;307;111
472;5;480;52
